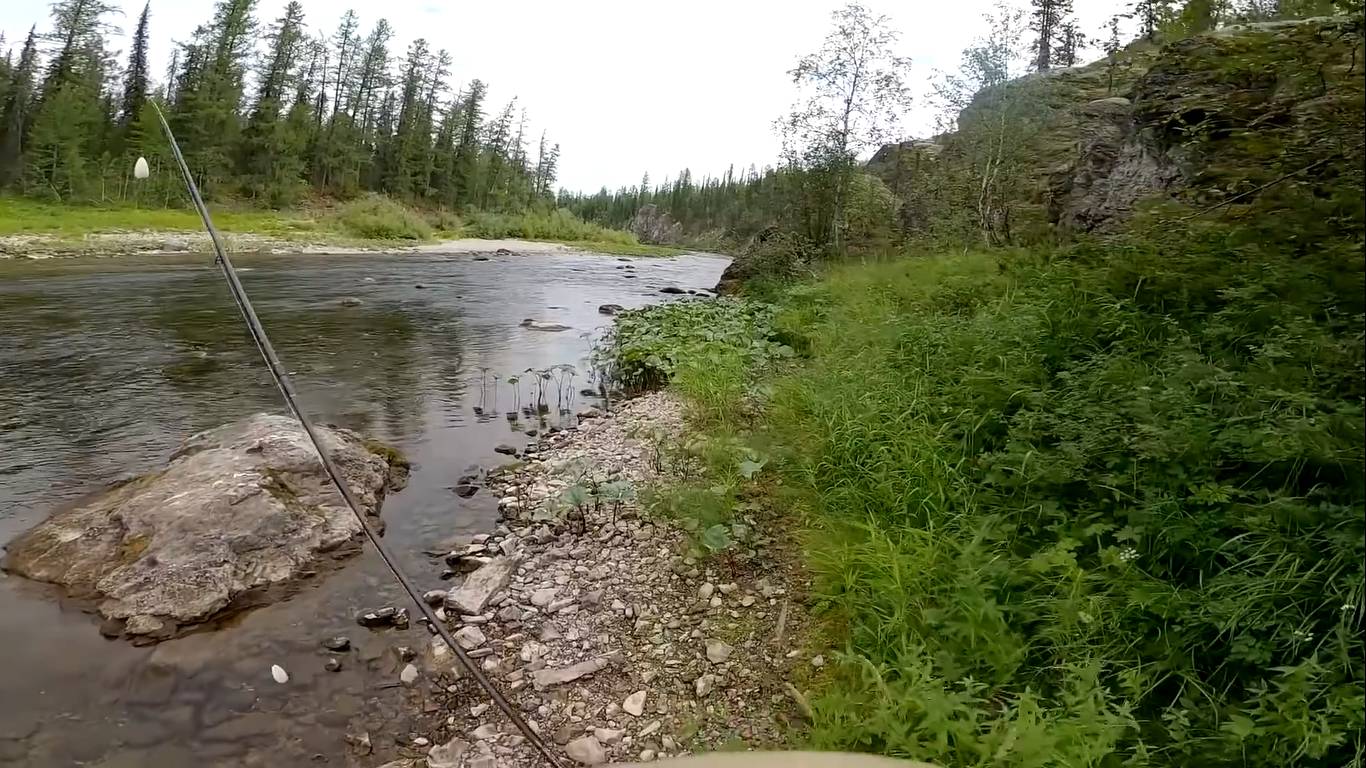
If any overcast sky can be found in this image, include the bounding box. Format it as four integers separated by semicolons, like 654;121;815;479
2;0;1125;193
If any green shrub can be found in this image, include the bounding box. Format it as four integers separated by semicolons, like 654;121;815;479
600;299;793;392
334;194;432;240
465;209;637;245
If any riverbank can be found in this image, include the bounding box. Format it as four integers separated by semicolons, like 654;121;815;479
381;392;817;768
604;232;1365;766
0;198;683;259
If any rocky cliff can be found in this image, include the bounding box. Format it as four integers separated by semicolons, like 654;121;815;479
871;16;1365;234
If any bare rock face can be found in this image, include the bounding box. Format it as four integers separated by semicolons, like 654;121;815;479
2;414;407;641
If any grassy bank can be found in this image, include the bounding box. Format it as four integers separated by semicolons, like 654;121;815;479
0;195;680;256
605;213;1365;765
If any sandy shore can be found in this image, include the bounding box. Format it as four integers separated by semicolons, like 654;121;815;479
361;392;814;768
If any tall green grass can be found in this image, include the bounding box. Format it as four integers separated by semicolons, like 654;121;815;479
620;208;1365;765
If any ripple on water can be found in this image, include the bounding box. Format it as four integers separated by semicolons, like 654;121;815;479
0;249;728;766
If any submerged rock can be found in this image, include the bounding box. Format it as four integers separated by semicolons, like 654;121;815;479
2;414;406;641
597;304;625;315
520;318;572;332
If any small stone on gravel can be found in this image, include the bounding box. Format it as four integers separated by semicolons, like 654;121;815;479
623;690;648;716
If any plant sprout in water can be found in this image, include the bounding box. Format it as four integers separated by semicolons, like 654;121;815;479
505;375;521;418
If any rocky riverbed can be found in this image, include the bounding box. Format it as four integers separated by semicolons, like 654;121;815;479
364;392;814;767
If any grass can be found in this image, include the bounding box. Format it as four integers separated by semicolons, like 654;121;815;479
0;195;673;256
0;196;321;238
611;206;1365;766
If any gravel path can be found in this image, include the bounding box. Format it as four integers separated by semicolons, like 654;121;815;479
369;392;814;768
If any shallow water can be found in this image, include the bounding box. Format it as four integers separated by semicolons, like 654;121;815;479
0;248;728;766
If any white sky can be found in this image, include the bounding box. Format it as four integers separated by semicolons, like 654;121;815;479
1;0;1127;194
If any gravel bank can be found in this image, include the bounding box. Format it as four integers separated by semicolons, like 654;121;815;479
372;392;813;768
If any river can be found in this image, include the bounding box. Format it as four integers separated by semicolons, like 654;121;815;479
0;247;728;767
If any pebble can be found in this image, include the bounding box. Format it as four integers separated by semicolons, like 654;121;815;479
454;626;488;649
325;657;343;672
698;583;715;600
594;727;624;744
705;639;734;664
321;636;351;651
811;655;826;668
623;690;648;717
639;749;657;762
695;674;716;698
270;664;289;684
400;664;419;685
566;735;606;765
471;723;500;740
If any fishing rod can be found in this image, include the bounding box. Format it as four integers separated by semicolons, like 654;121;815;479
141;102;564;768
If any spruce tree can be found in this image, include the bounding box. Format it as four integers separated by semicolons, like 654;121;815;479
0;27;38;187
239;0;306;203
118;2;150;127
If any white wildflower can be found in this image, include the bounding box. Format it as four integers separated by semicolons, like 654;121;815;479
1119;547;1139;562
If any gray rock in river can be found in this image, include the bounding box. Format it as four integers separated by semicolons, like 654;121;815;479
519;318;571;332
2;414;408;641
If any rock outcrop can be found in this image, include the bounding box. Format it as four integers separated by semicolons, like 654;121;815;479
869;16;1364;234
3;414;408;641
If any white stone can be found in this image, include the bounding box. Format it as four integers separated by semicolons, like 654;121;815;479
453;626;487;649
695;674;716;698
565;735;606;765
426;736;468;768
698;583;715;600
593;727;624;744
705;639;733;664
530;587;560;607
270;664;289;684
471;723;500;740
400;664;419;684
623;690;648;717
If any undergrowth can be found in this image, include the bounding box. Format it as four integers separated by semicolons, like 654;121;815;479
464;208;639;245
609;206;1366;765
333;194;433;240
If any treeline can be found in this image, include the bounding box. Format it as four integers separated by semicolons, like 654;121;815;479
0;0;559;210
563;0;1357;252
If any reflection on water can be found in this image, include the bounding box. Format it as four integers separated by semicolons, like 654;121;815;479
0;249;727;766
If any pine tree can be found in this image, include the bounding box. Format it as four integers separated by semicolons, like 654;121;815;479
40;0;119;97
1055;22;1087;67
1030;0;1074;71
118;2;150;128
0;27;38;188
451;78;484;208
1129;0;1175;41
239;0;306;203
24;0;116;198
382;37;429;197
171;0;258;192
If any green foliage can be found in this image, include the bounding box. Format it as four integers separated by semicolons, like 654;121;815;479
749;211;1365;764
464;208;636;245
601;299;793;392
332;194;432;240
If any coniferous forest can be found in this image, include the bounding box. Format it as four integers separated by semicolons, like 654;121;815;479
0;0;559;212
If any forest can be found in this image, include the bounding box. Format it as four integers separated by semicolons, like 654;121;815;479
0;0;558;213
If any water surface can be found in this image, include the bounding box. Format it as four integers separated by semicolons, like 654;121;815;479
0;248;727;766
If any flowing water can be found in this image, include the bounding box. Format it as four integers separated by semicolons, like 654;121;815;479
0;247;728;767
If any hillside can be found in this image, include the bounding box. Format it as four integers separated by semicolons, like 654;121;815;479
870;16;1364;236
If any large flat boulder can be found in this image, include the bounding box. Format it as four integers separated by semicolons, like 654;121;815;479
3;413;407;641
